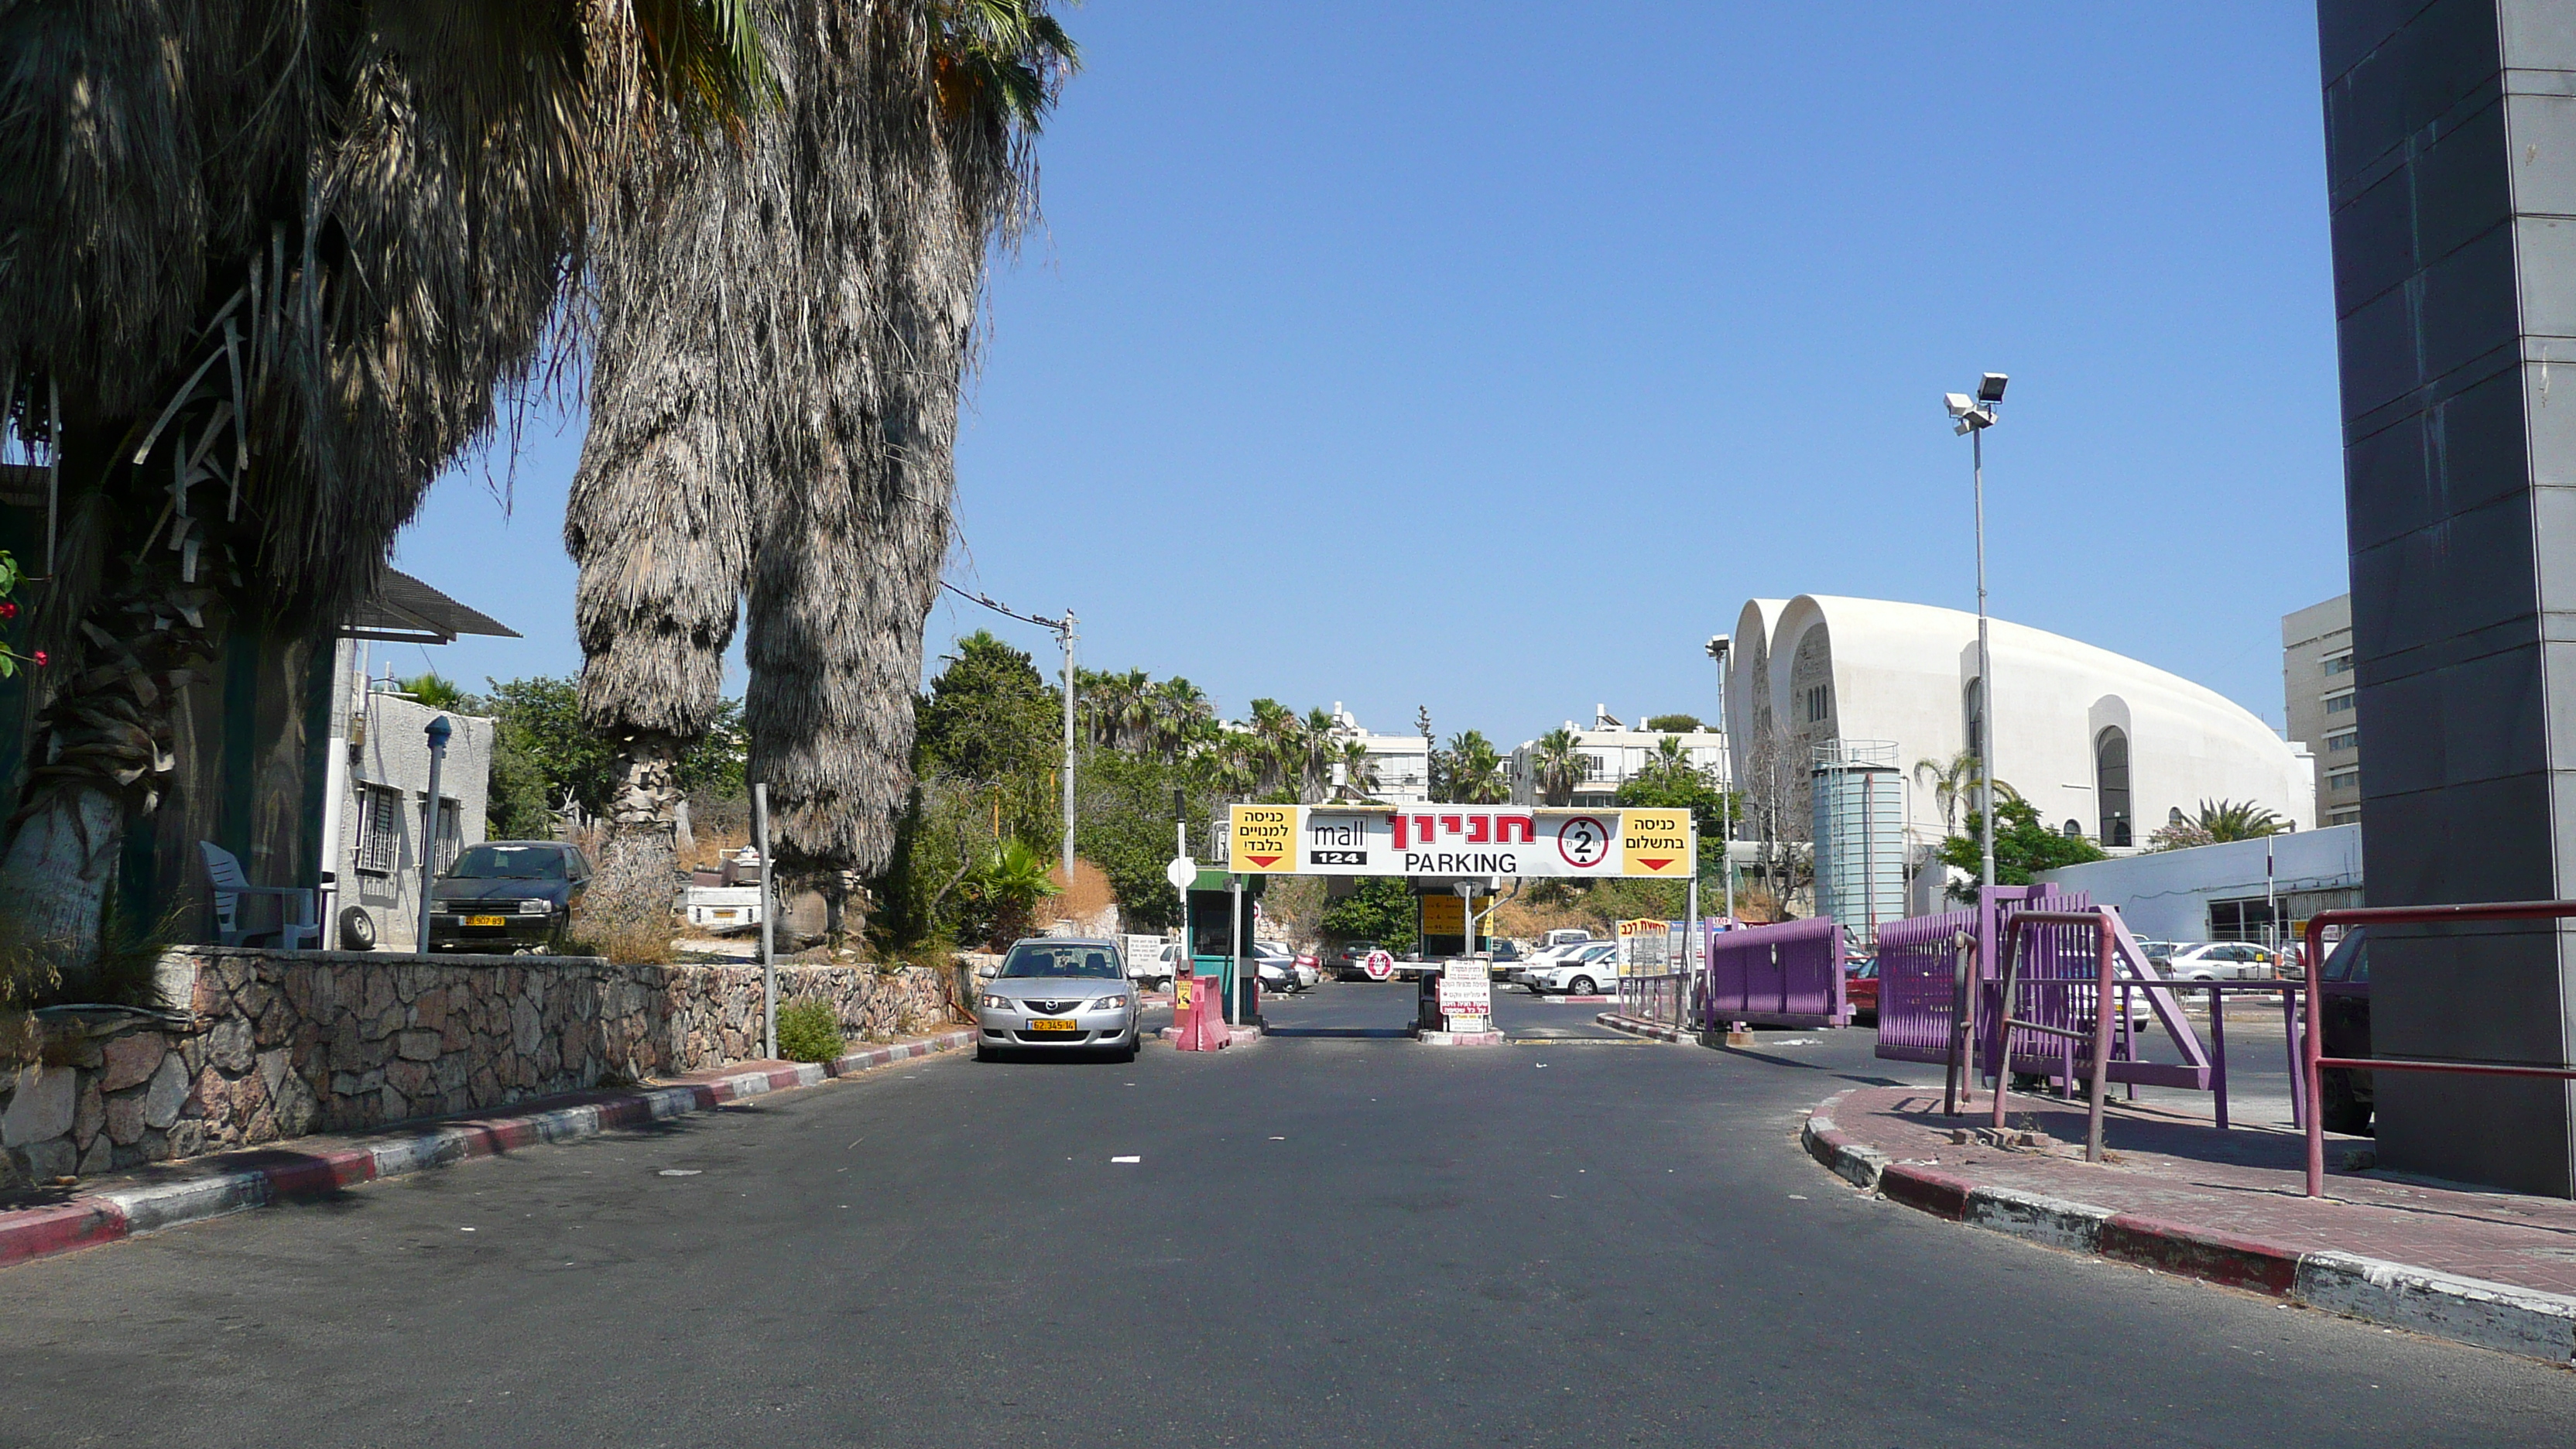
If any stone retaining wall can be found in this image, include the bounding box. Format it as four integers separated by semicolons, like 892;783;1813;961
0;951;968;1187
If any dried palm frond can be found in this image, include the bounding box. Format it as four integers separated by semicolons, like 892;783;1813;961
579;0;1071;882
0;1;777;969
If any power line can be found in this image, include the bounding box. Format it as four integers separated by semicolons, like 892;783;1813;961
940;579;1067;634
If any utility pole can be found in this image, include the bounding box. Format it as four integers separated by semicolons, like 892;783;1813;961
1706;635;1735;923
1946;374;2009;894
1060;610;1077;882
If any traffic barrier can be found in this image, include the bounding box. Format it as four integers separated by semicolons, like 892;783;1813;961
1698;916;1845;1029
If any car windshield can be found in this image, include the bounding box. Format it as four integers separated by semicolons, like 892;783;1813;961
2323;930;2369;984
999;943;1122;979
444;844;564;880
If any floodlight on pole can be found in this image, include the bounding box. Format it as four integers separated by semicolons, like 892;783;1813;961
1705;634;1734;925
1944;374;2004;896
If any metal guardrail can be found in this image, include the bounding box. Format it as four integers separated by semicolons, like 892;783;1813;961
1619;972;1688;1029
2300;902;2576;1197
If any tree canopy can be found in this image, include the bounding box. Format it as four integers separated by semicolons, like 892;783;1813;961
1937;796;2109;898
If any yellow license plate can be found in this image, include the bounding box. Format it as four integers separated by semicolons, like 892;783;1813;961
468;915;507;927
1029;1019;1077;1033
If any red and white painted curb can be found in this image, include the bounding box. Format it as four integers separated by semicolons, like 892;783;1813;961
1800;1088;2576;1365
0;1029;976;1273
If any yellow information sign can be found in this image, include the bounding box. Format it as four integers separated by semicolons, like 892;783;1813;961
1619;809;1694;877
1228;804;1300;872
1418;894;1494;935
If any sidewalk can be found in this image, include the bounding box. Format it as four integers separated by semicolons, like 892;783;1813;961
0;1029;975;1271
1804;1085;2576;1365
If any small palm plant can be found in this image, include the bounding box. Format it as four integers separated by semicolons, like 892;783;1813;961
965;839;1064;947
2196;799;2287;842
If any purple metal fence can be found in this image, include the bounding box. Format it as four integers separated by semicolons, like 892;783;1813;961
1699;916;1847;1029
1875;886;2212;1091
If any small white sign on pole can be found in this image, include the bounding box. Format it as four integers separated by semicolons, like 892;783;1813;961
1438;958;1492;1034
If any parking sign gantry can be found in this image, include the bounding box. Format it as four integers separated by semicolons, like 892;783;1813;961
1225;804;1694;880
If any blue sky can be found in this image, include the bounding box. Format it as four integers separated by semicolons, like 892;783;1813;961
396;3;2342;747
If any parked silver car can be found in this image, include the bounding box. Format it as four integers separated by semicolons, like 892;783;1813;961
975;938;1141;1061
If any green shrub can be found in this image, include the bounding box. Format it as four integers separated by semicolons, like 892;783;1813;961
776;999;844;1064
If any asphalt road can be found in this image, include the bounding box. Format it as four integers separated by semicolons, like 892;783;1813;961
5;982;2571;1447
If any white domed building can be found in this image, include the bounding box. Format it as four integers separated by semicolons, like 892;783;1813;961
1721;597;2314;907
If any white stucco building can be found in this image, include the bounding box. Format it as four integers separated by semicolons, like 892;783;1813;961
1507;706;1728;807
1722;596;2315;855
1322;705;1430;803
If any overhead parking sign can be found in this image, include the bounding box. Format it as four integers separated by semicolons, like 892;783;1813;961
1222;806;1690;879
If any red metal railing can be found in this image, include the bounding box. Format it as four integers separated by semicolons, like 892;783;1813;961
2300;902;2576;1197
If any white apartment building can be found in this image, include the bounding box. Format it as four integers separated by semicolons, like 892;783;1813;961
1507;706;1730;807
1323;704;1431;803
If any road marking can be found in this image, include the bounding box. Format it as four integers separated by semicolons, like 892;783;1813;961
1111;1156;1141;1163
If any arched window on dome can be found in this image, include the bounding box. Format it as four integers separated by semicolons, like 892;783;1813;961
2096;728;2132;847
1964;679;1985;762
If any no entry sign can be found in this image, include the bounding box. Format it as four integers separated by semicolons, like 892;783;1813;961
1224;805;1694;879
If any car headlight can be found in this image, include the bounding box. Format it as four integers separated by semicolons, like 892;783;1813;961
1088;995;1129;1012
979;993;1015;1012
519;899;553;914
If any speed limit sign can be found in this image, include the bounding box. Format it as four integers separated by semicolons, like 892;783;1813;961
1364;950;1395;981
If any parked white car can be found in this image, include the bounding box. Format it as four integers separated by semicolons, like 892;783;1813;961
1519;942;1622;996
2163;942;2278;982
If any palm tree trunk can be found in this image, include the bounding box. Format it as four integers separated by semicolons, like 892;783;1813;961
0;787;122;979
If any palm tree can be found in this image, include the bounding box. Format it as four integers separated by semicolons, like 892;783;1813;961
1913;748;2020;839
964;837;1062;947
1244;699;1304;794
2197;799;2287;842
1152;677;1215;763
1532;728;1586;807
1646;735;1695;790
1447;731;1509;804
1;2;776;978
1334;740;1382;801
570;0;1074;916
1301;707;1338;801
1914;751;1978;839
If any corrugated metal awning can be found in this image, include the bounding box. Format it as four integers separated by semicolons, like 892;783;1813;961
342;570;520;644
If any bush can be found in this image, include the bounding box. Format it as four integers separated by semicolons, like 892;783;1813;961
776;999;844;1064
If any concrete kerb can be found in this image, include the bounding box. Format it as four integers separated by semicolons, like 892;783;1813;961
1595;1012;1694;1044
0;1028;977;1272
1799;1099;2576;1366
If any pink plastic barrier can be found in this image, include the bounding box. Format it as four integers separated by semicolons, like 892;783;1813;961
1172;974;1231;1050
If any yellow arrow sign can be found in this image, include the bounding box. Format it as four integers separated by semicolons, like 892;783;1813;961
1620;809;1694;877
1228;804;1300;872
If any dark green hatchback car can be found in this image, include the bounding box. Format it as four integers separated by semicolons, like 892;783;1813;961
426;841;593;953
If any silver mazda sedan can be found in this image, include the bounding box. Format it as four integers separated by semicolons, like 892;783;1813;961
975;937;1141;1061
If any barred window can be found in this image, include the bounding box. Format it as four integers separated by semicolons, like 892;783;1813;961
355;785;402;874
423;795;463;873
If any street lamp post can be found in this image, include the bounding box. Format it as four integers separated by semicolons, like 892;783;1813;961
1945;374;2009;894
1704;634;1734;924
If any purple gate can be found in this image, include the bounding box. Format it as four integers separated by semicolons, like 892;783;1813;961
1875;886;2211;1091
1699;916;1847;1029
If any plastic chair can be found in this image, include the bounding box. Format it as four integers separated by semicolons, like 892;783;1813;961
198;841;320;950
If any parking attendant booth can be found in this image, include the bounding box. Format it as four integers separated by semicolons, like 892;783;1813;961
1183;868;1262;1024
